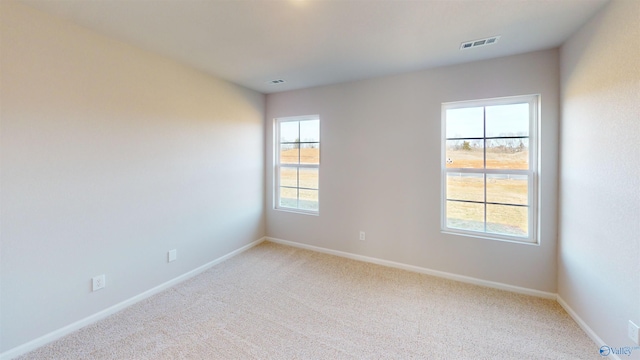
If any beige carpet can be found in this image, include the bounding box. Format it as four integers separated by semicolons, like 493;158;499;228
19;241;599;359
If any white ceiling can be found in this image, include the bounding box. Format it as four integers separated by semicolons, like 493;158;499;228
22;0;609;94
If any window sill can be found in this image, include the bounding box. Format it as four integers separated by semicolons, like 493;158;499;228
273;207;319;216
441;229;539;246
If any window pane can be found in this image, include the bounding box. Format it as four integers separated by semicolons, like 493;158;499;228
280;144;299;164
486;103;529;138
277;117;320;213
446;201;484;232
300;143;319;164
280;167;297;188
299;168;318;190
446;173;484;202
486;204;528;237
486;139;529;170
300;120;319;142
279;187;298;208
486;174;528;205
445;107;484;138
299;189;319;211
445;140;483;168
280;121;299;143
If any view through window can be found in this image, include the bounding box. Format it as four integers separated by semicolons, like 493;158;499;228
275;116;320;213
442;95;538;243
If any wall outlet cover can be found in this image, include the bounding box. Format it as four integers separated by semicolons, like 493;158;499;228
92;274;105;292
629;320;640;344
168;249;177;262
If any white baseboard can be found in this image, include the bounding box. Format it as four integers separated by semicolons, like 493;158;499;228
556;295;620;360
266;237;557;300
0;237;266;360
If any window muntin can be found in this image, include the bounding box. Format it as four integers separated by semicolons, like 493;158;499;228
275;116;320;214
442;95;538;243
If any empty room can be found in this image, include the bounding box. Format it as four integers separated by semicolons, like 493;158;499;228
1;0;638;359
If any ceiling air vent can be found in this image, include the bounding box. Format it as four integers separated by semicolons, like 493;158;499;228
460;36;501;50
268;79;286;85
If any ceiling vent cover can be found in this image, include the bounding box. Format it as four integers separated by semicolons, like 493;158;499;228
268;79;286;85
460;36;501;50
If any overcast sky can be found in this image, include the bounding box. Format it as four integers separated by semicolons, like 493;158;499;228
446;103;529;139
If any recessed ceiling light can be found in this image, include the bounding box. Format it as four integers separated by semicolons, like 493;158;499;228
460;36;501;50
267;79;286;85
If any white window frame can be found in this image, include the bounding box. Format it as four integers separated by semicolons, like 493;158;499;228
274;115;320;215
441;95;539;244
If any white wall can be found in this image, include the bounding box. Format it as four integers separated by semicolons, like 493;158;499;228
266;49;560;293
0;1;264;352
559;0;640;350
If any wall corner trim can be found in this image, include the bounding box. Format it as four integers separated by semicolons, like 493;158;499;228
0;237;267;360
266;237;557;299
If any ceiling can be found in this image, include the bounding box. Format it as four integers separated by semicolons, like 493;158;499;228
21;0;609;94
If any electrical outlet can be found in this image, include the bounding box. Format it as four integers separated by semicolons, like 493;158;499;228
359;231;365;241
629;320;640;344
168;249;177;262
92;274;105;292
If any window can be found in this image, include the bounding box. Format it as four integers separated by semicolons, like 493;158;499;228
275;116;320;214
442;95;538;243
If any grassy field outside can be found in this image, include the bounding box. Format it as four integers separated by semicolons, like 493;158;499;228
446;147;528;169
445;148;530;236
279;148;320;210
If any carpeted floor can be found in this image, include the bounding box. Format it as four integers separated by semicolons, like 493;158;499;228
18;241;599;359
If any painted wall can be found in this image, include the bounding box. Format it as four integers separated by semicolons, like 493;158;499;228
559;0;640;350
266;49;560;293
0;1;265;352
